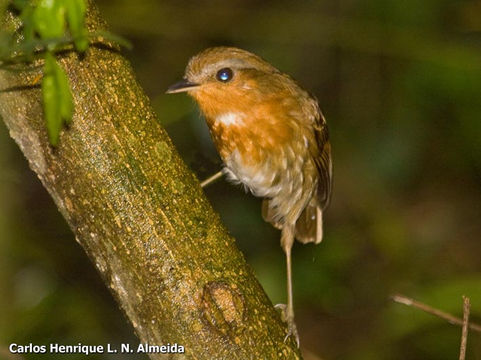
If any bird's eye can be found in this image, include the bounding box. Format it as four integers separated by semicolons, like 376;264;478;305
216;68;233;82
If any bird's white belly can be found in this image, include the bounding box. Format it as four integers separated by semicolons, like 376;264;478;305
222;144;315;226
223;149;282;198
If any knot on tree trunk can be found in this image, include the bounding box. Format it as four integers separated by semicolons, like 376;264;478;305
201;281;246;338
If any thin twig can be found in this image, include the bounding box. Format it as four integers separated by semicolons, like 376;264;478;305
0;31;131;69
200;170;223;188
459;296;470;360
391;294;481;332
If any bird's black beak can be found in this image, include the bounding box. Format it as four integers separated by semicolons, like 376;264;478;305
166;78;199;94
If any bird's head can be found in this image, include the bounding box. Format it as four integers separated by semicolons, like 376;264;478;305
166;47;286;117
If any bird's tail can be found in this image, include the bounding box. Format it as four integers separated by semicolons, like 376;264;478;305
294;198;323;244
262;197;324;244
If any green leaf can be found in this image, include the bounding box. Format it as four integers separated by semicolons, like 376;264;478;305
42;52;74;146
33;0;66;42
42;55;61;145
65;0;88;52
56;66;74;124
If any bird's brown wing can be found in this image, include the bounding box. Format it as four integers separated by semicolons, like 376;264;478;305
312;111;332;210
294;110;332;244
262;104;332;244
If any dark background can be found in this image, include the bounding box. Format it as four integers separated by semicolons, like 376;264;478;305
1;1;481;359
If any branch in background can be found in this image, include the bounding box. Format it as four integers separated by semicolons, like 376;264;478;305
459;296;470;360
391;294;481;332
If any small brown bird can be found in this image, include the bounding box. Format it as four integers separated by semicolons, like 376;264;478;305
167;47;332;345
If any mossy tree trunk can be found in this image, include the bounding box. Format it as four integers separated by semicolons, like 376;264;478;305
0;2;302;360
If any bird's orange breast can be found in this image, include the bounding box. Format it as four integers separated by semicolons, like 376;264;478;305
192;84;298;166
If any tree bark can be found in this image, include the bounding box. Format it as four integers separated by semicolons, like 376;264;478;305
0;2;302;360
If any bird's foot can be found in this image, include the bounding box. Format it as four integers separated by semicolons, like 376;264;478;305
275;303;300;347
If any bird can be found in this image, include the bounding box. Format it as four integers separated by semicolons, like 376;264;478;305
167;47;332;346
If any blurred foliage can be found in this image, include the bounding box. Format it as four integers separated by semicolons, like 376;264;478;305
1;0;481;359
2;0;129;146
4;0;89;145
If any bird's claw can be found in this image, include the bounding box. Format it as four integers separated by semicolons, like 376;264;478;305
284;317;300;348
275;303;300;347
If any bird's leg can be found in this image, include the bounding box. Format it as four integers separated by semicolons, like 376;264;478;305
276;224;300;347
200;170;223;188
